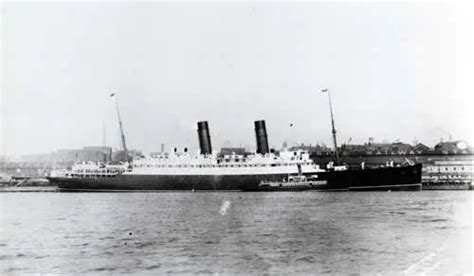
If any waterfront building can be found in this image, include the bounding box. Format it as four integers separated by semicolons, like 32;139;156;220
422;160;473;189
413;143;430;154
289;144;333;156
434;140;472;155
19;146;113;164
112;149;143;162
53;147;112;163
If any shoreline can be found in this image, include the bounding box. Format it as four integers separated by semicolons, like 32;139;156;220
0;186;58;192
0;186;471;192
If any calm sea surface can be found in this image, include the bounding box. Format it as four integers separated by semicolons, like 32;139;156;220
0;191;472;274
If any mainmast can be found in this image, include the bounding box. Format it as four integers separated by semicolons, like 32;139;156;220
321;88;340;165
111;93;129;162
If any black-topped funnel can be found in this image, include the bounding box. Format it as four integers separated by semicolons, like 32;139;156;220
254;120;270;155
197;121;212;155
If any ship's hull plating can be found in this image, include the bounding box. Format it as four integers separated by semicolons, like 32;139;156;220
48;164;422;192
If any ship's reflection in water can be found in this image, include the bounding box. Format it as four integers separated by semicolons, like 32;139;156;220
0;191;471;274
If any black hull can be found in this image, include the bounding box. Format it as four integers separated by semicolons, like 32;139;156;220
48;164;422;192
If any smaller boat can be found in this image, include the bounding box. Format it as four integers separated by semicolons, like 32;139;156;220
243;164;328;192
251;175;327;191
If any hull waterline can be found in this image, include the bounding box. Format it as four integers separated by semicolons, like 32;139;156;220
48;164;422;192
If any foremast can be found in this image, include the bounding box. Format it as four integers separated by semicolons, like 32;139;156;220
111;93;130;162
321;88;340;165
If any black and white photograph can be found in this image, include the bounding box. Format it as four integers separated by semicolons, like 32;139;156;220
1;0;473;274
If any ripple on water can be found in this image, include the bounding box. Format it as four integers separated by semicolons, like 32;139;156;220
389;211;406;215
406;218;449;223
145;264;161;270
101;251;114;256
88;267;117;272
295;255;316;263
428;219;448;222
5;267;25;273
0;191;471;274
168;237;179;243
134;241;155;249
99;236;115;241
204;240;217;244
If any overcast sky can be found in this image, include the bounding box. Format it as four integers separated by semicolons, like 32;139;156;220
1;1;473;156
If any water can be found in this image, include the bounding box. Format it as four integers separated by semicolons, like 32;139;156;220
0;191;472;274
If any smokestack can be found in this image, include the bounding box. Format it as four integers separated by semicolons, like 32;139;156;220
197;121;212;155
254;120;270;155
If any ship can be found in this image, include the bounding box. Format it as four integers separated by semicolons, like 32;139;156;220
47;91;422;192
48;120;422;192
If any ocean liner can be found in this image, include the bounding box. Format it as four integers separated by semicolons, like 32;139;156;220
48;120;422;191
47;92;422;191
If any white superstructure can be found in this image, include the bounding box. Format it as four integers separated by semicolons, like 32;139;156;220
51;150;325;179
129;149;324;175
